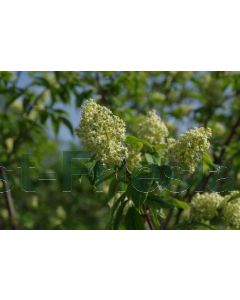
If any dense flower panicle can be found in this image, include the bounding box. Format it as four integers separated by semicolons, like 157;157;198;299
126;144;142;171
167;137;176;146
168;127;212;173
76;100;128;166
191;192;224;222
223;192;240;229
137;110;168;145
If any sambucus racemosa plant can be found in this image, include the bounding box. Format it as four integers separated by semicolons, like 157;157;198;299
1;71;240;230
76;99;240;229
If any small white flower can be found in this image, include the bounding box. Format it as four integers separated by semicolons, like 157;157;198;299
168;127;212;173
137;110;168;145
222;192;240;229
76;99;128;166
191;192;224;222
126;144;142;171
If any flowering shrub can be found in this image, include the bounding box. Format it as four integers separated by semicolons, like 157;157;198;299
76;99;240;230
1;71;240;230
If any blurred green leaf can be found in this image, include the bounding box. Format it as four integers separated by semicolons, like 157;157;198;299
125;206;145;229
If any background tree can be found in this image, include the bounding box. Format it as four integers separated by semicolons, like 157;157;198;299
0;71;240;229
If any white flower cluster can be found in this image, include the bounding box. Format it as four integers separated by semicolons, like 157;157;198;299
168;127;212;173
191;192;224;222
191;191;240;228
222;192;240;229
126;144;142;171
137;110;168;145
76;100;128;166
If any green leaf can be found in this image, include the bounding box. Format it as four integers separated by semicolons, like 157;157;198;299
150;164;172;190
146;195;189;210
131;167;155;193
147;195;172;209
166;197;190;210
113;200;128;229
202;152;213;167
111;192;127;216
130;185;147;208
108;178;119;199
191;222;216;230
106;191;127;229
145;153;154;163
53;108;68;115
154;143;168;151
40;110;49;123
125;135;152;150
23;97;32;110
51;116;60;135
125;206;145;229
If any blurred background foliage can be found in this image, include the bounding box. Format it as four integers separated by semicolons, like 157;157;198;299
0;71;240;229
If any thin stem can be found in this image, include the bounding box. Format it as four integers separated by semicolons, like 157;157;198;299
161;208;174;230
0;167;17;229
143;204;154;230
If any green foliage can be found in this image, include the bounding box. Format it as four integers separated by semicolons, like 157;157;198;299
1;71;240;229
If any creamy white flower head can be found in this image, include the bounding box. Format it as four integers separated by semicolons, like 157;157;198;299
137;110;168;145
191;192;224;222
76;99;128;166
168;127;212;173
223;192;240;229
126;144;142;171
